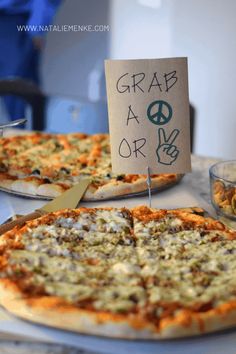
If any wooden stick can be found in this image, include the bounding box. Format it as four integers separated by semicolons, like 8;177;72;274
146;166;152;208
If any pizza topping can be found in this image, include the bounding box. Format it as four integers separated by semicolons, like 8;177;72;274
0;132;181;201
44;282;95;302
60;167;71;174
116;174;125;181
31;169;41;176
137;227;236;311
0;162;8;172
93;285;146;312
54;209;132;234
134;216;184;237
110;262;140;275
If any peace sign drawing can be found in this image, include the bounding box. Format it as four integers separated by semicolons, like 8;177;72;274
156;128;180;165
147;100;173;125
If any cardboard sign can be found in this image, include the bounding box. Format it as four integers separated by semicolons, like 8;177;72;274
105;58;191;174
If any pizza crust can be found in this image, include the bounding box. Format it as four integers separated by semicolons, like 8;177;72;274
0;174;182;201
158;303;236;339
37;183;69;198
0;173;17;189
0;281;157;339
1;280;236;339
82;174;182;201
11;177;45;195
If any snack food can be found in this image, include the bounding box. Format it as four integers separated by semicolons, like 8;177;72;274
0;206;236;339
0;132;181;200
212;180;236;216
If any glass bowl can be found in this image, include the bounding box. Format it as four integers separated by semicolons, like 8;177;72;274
209;161;236;222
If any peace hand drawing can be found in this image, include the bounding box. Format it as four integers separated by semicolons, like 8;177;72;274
156;128;180;165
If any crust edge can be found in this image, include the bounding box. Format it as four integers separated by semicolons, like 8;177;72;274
0;173;183;201
1;280;236;339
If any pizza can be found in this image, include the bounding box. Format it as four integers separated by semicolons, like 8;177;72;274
0;206;236;339
0;132;181;200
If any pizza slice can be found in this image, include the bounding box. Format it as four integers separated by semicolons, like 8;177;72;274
0;207;150;335
132;206;236;338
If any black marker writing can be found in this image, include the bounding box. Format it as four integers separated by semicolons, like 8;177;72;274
148;72;162;93
164;71;178;92
116;73;129;93
131;72;145;93
116;71;178;94
133;138;146;157
126;105;139;125
118;138;146;159
118;138;131;158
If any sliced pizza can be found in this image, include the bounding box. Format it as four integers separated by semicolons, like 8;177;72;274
0;206;236;339
0;132;182;200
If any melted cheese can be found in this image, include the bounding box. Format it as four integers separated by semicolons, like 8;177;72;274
3;209;236;316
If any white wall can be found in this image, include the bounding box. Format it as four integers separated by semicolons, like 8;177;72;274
110;0;236;159
41;0;110;133
41;0;236;158
110;0;171;59
169;0;236;159
42;0;109;102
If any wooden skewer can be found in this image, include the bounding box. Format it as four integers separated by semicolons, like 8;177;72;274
146;166;152;208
